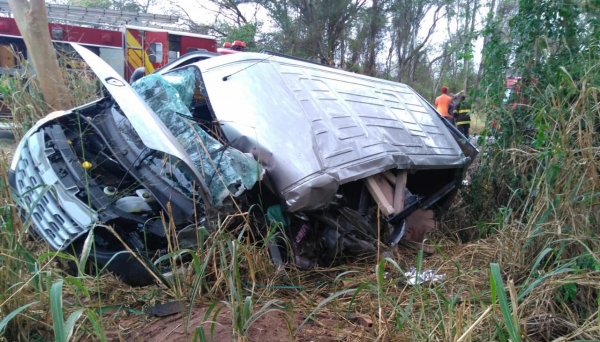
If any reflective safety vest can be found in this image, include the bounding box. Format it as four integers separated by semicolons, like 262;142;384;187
456;105;471;126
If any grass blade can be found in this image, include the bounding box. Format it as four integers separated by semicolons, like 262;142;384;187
490;263;520;342
64;309;85;342
0;302;37;334
50;279;84;342
294;288;356;335
51;279;66;342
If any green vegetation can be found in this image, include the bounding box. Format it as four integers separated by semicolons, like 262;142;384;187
2;0;600;341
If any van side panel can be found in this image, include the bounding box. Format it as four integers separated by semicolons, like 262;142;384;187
200;53;469;211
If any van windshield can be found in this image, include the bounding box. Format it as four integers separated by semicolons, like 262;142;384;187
129;66;263;208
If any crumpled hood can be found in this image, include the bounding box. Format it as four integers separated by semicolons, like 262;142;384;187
70;43;213;207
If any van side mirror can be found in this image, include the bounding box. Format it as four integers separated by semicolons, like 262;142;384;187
149;42;163;63
129;67;146;84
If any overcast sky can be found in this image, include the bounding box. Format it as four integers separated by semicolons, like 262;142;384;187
152;0;484;64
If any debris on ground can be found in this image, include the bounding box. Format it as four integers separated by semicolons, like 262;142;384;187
403;267;446;285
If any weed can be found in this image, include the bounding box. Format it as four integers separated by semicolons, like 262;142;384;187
49;279;85;342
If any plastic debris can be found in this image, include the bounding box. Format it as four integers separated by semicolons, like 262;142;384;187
145;301;186;317
403;267;445;285
266;204;290;227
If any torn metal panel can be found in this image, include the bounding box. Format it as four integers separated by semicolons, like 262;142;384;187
198;53;476;212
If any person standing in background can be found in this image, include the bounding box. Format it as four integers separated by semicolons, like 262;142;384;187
455;95;471;137
435;86;454;125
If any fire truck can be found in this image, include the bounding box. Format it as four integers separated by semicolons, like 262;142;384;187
0;1;222;80
504;76;522;109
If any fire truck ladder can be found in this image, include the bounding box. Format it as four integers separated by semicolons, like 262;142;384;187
0;0;178;27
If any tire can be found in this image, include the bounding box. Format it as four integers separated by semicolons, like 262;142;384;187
67;235;160;287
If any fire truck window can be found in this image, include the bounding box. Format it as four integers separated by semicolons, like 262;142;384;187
168;51;179;62
149;43;163;63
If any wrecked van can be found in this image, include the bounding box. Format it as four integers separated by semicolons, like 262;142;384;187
8;43;477;286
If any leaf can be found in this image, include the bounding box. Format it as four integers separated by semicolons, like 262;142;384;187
0;302;37;335
50;279;84;342
51;279;67;342
490;263;521;342
78;226;97;276
64;309;85;342
518;266;574;301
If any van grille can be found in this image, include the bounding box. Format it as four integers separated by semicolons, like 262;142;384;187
14;133;93;250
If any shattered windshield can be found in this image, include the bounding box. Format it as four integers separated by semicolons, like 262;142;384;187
127;66;263;208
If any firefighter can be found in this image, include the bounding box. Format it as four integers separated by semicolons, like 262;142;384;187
455;95;471;137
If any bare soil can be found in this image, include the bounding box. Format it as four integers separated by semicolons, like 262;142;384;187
103;305;366;342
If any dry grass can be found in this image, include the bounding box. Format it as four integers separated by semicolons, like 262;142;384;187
469;110;487;135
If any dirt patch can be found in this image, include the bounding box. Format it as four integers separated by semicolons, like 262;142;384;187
105;305;365;342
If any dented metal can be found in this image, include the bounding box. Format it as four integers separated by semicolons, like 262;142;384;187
198;53;475;211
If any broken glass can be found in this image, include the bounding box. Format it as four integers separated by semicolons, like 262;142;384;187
131;69;262;208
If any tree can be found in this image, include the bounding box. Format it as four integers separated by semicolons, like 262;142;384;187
169;0;255;35
389;0;445;84
258;0;368;65
8;0;73;110
360;0;387;76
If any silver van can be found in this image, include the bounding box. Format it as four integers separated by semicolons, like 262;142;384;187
8;43;477;286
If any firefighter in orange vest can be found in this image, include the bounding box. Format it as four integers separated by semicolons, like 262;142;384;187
455;95;471;137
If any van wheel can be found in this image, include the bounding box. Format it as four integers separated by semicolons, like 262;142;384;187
66;234;161;287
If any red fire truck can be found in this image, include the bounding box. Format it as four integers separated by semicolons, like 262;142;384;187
504;76;522;109
0;3;220;80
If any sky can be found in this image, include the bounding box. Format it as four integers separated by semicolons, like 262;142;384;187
154;0;485;66
151;0;488;65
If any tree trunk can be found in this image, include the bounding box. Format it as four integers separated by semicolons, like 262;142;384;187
8;0;73;111
464;0;478;92
432;53;449;103
340;26;346;69
475;0;497;90
364;0;379;76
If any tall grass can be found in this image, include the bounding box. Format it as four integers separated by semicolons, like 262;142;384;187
0;51;99;140
445;61;600;340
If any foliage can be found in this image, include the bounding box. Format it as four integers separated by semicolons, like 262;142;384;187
221;23;259;51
